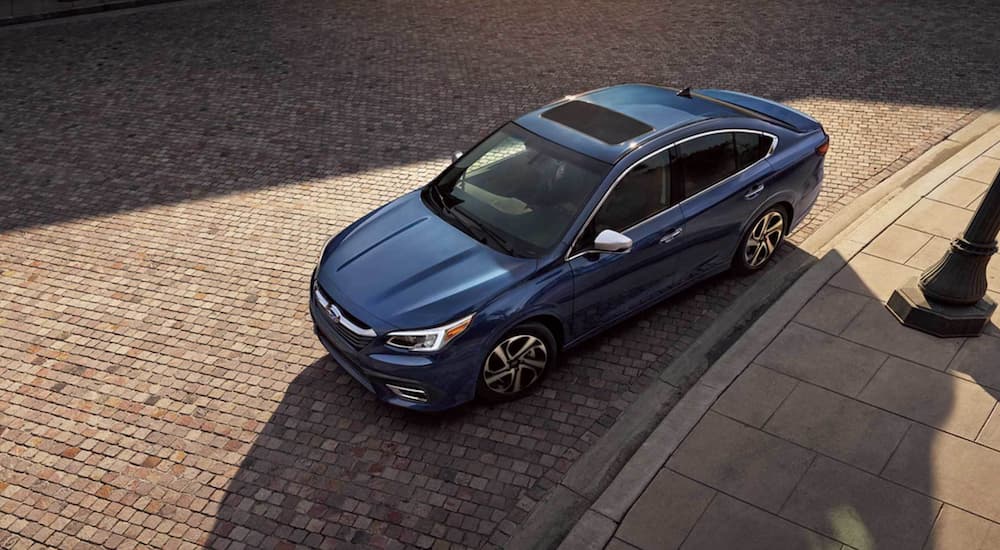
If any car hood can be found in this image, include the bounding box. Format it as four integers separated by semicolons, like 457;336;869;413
316;191;537;330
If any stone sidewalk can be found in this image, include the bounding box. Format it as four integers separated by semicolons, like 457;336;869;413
560;122;1000;549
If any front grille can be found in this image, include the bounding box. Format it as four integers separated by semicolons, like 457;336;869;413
331;320;373;350
314;285;375;351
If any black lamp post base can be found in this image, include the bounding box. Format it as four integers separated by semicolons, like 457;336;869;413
886;278;997;338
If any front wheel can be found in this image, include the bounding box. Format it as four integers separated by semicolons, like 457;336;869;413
477;322;556;402
733;207;787;274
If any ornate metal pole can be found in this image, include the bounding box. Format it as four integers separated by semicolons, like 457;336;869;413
887;167;1000;337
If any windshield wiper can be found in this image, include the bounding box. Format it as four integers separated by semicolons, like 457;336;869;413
429;184;517;256
449;206;517;256
429;183;450;212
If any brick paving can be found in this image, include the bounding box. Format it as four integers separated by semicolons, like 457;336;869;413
0;1;998;548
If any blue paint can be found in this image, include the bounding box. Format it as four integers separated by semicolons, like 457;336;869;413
311;85;827;411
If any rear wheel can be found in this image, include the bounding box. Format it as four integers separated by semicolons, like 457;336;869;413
733;207;786;274
477;322;556;402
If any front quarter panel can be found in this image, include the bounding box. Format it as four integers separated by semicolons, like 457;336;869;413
476;261;575;352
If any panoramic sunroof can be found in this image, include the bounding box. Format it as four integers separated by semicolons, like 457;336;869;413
541;100;653;144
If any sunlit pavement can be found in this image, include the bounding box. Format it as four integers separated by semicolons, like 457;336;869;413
0;1;998;548
596;125;1000;550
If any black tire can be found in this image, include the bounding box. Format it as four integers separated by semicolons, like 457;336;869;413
732;206;787;275
477;322;557;402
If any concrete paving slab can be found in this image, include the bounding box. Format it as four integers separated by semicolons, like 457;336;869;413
711;364;797;428
681;493;841;550
794;285;870;335
927;175;990;209
989;291;1000;338
605;538;641;550
829;252;923;301
859;357;996;440
985;142;1000;160
896;199;973;239
884;424;1000;523
765;383;910;474
865;225;933;264
783;456;941;550
667;412;815;513
591;382;717;522
755;323;887;396
956;155;1000;184
842;300;964;369
947;334;1000;391
616;470;714;550
923;505;1000;550
976;405;1000;452
906;236;951;270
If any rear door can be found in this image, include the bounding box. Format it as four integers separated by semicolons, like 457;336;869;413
673;131;777;282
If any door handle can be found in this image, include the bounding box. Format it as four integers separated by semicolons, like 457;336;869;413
659;227;683;243
744;184;765;200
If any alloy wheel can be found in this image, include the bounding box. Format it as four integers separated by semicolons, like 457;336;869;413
482;334;548;394
744;211;784;268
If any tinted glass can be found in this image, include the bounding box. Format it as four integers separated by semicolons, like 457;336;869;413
429;124;610;257
734;132;772;170
577;151;671;249
675;133;738;197
541;101;654;144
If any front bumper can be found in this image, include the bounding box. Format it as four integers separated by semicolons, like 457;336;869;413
309;295;478;411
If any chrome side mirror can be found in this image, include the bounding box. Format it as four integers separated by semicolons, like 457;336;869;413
451;150;464;163
593;229;632;254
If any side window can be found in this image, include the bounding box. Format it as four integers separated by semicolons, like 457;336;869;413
674;133;738;198
734;132;772;170
576;151;672;250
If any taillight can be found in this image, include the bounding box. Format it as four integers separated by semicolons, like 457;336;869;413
816;134;830;156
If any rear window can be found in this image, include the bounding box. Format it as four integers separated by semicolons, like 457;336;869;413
541;100;653;144
735;132;773;170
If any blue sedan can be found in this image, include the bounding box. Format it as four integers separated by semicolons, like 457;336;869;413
311;84;828;411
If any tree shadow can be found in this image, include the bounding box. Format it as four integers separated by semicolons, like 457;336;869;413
1;0;998;234
779;256;1000;550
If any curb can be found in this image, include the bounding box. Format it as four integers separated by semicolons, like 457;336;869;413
507;103;1000;550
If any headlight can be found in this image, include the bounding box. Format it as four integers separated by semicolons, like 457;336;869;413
386;314;474;352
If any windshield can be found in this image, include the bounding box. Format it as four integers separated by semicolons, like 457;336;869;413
425;123;610;257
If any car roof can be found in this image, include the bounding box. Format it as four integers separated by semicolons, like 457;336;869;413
515;84;741;164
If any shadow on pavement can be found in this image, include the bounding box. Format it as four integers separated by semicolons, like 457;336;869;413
1;1;999;549
1;0;998;233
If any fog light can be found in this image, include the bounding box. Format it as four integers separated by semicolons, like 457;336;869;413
385;383;429;403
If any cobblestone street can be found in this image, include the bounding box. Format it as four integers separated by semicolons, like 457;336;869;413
1;1;998;548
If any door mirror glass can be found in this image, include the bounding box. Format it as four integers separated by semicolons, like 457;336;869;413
593;229;632;253
451;150;464;163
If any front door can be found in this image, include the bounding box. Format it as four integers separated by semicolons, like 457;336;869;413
569;148;688;338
